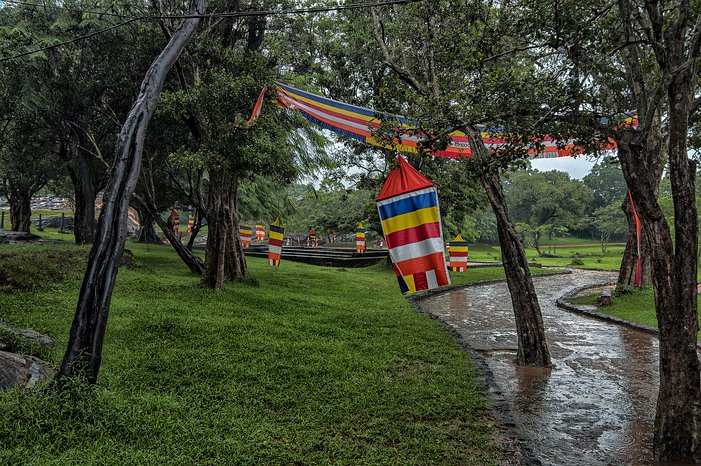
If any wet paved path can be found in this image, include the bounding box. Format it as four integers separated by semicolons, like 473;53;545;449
417;269;658;465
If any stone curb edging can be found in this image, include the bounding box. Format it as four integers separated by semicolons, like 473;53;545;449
408;278;549;465
556;284;701;350
407;268;572;302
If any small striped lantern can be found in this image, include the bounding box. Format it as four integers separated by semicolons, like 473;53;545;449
268;218;284;267
376;155;450;294
355;223;366;253
239;223;252;248
255;224;265;241
448;234;469;272
187;212;195;233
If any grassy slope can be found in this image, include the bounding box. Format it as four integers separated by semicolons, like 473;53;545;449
0;243;505;465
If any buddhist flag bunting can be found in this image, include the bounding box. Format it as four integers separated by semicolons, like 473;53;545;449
376;156;450;294
449;234;470;272
239;223;252;248
276;82;636;159
268;218;284;267
355;223;366;253
255;224;265;241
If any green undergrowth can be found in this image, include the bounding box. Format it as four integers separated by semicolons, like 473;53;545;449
0;244;88;291
0;242;502;464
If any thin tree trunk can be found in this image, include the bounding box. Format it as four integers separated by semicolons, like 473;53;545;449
55;0;205;384
225;186;248;281
132;203;160;244
156;213;204;275
617;195;653;287
70;140;97;245
8;190;31;232
186;210;203;250
481;172;551;367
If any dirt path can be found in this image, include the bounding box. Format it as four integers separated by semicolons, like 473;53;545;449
415;269;658;465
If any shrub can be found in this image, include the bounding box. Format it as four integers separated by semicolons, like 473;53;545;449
0;246;88;291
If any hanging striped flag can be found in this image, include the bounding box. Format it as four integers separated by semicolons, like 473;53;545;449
268;218;284;267
355;223;366;253
255;224;265;241
239;223;252;248
449;234;470;272
377;156;450;294
276;82;635;159
231;84;268;129
187;212;195;233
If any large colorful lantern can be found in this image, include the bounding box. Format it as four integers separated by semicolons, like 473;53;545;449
239;223;252;248
256;224;265;241
268;218;284;267
448;234;470;272
355;223;366;253
376;156;450;294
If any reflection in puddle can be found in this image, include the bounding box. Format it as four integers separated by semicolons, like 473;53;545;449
418;270;659;465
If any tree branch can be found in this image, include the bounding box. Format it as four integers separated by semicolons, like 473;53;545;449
370;7;429;96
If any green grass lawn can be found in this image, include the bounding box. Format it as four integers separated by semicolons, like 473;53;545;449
0;242;505;464
567;288;701;338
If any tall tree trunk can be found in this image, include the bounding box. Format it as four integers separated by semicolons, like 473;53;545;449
481;172;551;367
202;170;247;289
618;115;664;289
226;190;248;280
618;134;701;461
202;169;228;289
132;202;160;244
55;0;205;384
652;67;701;461
8;190;31;232
70;140;97;245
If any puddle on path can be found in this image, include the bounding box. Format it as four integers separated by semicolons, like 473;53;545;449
419;270;658;465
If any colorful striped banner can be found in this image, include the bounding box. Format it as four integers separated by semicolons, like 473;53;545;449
187;212;194;233
239;223;252;248
377;156;449;294
255;224;265;241
448;234;469;272
268;218;284;267
276;83;635;159
232;84;268;129
355;223;366;253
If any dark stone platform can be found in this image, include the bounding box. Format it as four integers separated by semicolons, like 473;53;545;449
243;245;389;268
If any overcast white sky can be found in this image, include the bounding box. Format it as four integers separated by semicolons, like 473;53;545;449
529;156;599;180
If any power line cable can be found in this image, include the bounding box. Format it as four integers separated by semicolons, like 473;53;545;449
1;0;422;20
0;0;423;63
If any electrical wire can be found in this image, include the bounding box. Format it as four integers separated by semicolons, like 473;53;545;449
0;0;423;63
1;0;422;20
